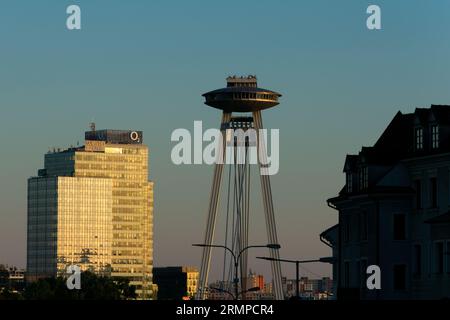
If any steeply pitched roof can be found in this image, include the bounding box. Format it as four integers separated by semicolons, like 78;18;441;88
349;105;450;167
372;111;415;162
333;105;450;202
414;108;429;125
430;105;450;125
343;155;358;172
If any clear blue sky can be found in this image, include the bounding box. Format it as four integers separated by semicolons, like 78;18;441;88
1;0;450;281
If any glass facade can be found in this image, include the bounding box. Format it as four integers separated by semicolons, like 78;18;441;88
27;130;154;299
27;177;58;280
186;270;199;298
56;177;113;276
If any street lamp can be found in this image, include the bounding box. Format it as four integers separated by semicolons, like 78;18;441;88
193;243;280;300
257;256;335;300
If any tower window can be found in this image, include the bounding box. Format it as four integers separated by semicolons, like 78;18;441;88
360;259;368;288
431;125;439;149
413;244;421;276
435;242;444;274
415;127;423;150
393;264;406;291
430;177;438;208
359;211;368;241
343;216;351;243
344;261;350;288
447;242;450;274
414;180;422;209
393;214;406;240
356;260;361;288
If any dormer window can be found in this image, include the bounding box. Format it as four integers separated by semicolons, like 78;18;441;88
346;173;353;193
359;167;368;190
415;127;423;150
431;125;439;149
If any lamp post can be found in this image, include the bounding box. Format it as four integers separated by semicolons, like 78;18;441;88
193;243;280;300
257;256;335;300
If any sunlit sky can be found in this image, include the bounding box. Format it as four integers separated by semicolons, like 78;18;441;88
1;0;450;281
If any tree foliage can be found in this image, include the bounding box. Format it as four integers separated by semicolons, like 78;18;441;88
22;272;137;300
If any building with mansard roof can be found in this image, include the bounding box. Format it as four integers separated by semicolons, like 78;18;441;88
321;105;450;300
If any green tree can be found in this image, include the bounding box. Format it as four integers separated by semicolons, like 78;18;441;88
0;265;9;288
23;271;136;300
0;287;23;300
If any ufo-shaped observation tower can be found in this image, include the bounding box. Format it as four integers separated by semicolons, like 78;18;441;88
196;76;284;300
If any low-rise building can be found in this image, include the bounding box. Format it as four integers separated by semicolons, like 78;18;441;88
153;266;199;300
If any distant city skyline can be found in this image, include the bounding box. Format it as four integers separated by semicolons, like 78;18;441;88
2;1;450;283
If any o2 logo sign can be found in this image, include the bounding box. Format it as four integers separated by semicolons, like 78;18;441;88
130;131;141;143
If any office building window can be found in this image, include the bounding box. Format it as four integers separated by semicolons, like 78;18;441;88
430;177;438;208
393;265;406;291
414;180;422;209
360;211;368;241
435;242;444;274
393;214;406;241
346;173;352;193
413;244;421;276
415;127;423;150
431;125;439;149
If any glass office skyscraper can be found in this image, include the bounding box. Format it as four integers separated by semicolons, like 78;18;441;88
27;128;154;299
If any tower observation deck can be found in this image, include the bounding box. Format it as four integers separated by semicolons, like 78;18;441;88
202;75;282;112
